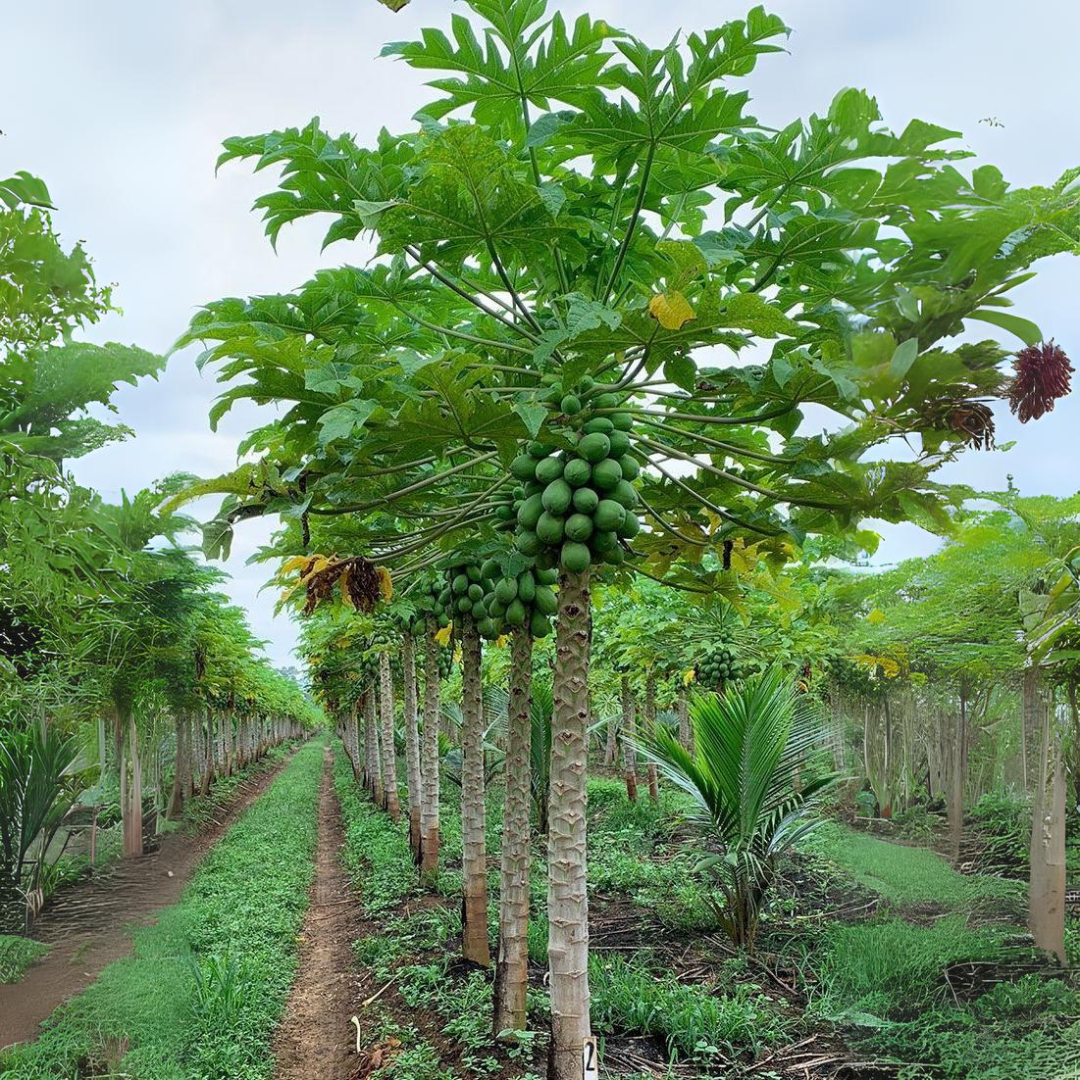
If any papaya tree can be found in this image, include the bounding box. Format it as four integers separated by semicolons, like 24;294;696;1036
176;3;1080;1073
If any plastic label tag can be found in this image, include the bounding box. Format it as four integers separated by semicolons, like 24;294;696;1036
583;1036;599;1080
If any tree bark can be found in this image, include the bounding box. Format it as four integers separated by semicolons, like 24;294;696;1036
364;690;384;808
495;629;533;1035
548;568;592;1080
644;671;659;802
620;676;638;804
420;621;442;883
166;712;190;820
677;686;691;752
123;711;144;858
403;631;424;863
379;652;401;822
460;615;490;966
1029;679;1067;962
948;684;967;863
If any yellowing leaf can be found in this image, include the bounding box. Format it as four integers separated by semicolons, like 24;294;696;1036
281;555;310;576
339;565;355;609
453;646;463;664
376;566;393;601
496;634;510;649
705;510;722;536
299;555;331;582
434;623;453;647
867;607;886;625
648;290;695;331
683;667;697;686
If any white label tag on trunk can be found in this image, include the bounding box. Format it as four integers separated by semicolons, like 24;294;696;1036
583;1036;599;1080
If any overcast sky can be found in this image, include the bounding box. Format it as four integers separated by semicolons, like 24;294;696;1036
4;1;1079;667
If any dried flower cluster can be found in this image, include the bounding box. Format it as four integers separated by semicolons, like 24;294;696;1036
1008;341;1073;423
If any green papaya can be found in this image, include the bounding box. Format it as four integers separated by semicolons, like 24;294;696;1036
593;499;627;532
560;541;591;573
618;512;641;539
495;577;518;605
618;455;640;480
535;586;558;615
611;480;638;510
561;394;582;415
577;432;611;463
563;458;592;488
518;493;545;531
530;612;553;639
572;487;600;514
535;455;564;485
565;513;594;542
506;599;527;627
582;417;614;435
517;572;536;603
591;458;622;491
512;454;538;480
516;530;543;557
536;511;566;545
541;478;573;516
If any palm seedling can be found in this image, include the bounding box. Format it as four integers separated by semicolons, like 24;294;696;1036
639;666;840;951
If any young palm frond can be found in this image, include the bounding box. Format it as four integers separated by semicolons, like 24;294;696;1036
638;666;840;950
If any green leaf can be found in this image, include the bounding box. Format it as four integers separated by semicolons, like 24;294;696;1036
887;338;919;382
512;399;549;438
317;399;379;447
966;309;1042;346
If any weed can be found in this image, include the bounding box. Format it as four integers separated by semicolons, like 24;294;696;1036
0;934;49;983
590;953;789;1061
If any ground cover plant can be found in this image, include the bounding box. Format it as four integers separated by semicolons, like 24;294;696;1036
0;740;323;1078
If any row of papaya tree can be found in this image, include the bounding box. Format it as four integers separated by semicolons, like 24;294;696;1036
168;2;1079;1075
0;170;322;934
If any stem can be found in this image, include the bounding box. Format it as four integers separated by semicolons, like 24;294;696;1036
548;567;593;1080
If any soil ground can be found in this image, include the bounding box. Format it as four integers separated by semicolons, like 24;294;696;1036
0;752;293;1049
272;747;366;1080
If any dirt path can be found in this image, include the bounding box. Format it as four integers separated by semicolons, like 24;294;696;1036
0;751;295;1050
272;747;364;1080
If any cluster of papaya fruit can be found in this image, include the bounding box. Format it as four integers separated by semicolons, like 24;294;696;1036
505;385;640;573
476;562;558;640
696;644;744;689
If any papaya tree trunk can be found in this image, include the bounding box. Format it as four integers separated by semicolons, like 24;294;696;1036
948;682;967;864
379;652;401;822
495;629;533;1035
620;676;638;804
644;671;659;802
677;686;691;752
460;615;490;966
123;711;143;858
548;568;592;1080
420;621;441;883
199;713;214;796
1029;681;1067;962
166;712;190;820
403;631;423;863
365;690;384;808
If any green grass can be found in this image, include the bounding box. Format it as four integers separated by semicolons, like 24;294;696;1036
800;914;1080;1080
0;739;324;1079
591;954;789;1064
333;749;419;915
0;935;49;983
805;822;1023;911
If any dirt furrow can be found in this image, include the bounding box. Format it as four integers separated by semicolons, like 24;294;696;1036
272;746;364;1080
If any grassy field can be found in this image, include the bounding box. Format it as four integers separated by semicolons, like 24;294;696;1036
0;740;324;1079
